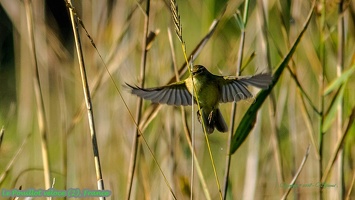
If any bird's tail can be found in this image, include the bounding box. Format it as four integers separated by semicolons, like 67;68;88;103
214;109;228;133
200;109;228;134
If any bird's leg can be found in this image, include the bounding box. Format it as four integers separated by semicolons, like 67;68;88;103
208;111;213;124
197;110;202;123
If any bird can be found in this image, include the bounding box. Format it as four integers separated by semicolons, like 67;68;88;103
126;65;272;134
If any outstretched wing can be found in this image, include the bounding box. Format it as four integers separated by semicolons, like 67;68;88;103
220;73;272;103
125;81;194;106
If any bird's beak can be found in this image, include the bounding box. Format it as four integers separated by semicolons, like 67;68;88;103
191;67;199;75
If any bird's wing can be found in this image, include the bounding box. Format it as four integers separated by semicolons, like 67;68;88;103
219;73;272;103
125;81;194;106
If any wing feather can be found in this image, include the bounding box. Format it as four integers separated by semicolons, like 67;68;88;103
236;73;272;89
142;90;161;100
232;82;252;101
226;84;234;102
179;89;186;105
219;73;272;103
125;82;193;106
168;89;178;105
158;89;170;104
181;89;193;105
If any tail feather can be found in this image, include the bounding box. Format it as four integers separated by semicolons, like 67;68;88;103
200;109;228;134
214;109;228;133
201;111;215;134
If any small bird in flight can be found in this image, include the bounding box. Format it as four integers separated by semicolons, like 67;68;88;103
126;65;272;134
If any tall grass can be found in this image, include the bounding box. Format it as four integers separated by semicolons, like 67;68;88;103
0;0;354;199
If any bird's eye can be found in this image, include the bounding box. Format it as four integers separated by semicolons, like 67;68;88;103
192;65;205;75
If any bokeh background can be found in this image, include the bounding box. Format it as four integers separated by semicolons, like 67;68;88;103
0;0;354;199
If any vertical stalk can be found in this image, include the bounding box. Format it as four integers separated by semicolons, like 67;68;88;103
169;26;211;200
319;0;326;199
223;1;250;199
336;0;345;198
126;0;150;199
67;0;105;198
24;0;51;192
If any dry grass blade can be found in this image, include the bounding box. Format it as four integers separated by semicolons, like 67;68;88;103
66;0;106;198
170;0;183;42
281;145;310;200
24;0;51;191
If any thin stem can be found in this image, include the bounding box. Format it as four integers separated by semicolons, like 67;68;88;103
126;0;150;199
190;61;195;200
170;0;224;198
168;27;212;200
319;0;326;199
336;0;345;198
24;0;51;191
223;1;250;198
67;1;105;198
281;145;310;200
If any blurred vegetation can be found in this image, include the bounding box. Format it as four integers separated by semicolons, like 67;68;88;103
0;0;354;199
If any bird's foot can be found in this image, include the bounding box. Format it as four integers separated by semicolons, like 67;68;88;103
208;111;213;124
197;111;202;123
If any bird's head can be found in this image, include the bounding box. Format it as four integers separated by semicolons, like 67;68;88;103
191;65;208;76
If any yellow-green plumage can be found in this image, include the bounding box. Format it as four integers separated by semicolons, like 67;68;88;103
126;65;272;134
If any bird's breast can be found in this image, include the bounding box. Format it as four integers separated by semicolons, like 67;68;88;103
185;76;220;108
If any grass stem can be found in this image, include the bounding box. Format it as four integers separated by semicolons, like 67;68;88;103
67;1;106;198
24;0;51;192
126;0;150;199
